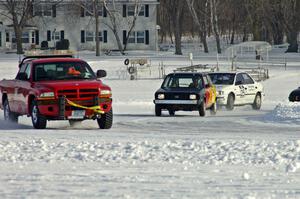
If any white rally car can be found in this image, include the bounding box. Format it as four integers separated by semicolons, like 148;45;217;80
208;72;264;110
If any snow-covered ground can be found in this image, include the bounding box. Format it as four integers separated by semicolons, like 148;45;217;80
0;49;300;198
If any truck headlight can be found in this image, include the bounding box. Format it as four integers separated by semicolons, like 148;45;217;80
100;90;112;95
189;94;197;100
40;92;54;98
158;94;165;99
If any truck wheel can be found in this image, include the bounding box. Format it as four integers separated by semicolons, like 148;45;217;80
31;100;47;129
97;109;113;129
199;101;206;117
226;93;235;111
210;102;217;115
3;99;18;123
252;93;262;110
168;109;175;116
155;105;162;116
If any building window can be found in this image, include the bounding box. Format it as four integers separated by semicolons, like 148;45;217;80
136;31;145;43
51;31;60;41
31;32;35;44
128;5;145;16
86;31;94;42
85;3;102;16
22;32;30;43
128;31;135;43
97;32;103;42
34;3;53;17
6;32;9;42
138;5;145;16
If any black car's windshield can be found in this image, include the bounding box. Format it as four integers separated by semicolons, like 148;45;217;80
34;62;96;81
209;73;235;85
162;75;203;89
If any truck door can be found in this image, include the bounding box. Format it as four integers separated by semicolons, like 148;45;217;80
15;63;32;114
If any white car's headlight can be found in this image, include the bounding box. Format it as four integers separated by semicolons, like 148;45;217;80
158;94;165;99
40;92;54;98
100;90;112;95
189;94;197;100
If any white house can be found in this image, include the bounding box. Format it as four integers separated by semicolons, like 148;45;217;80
0;0;159;52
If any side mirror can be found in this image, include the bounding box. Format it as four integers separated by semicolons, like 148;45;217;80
205;84;210;88
96;70;107;78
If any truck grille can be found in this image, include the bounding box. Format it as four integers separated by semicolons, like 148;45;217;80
58;88;98;100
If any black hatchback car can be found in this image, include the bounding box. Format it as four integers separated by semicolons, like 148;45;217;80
153;72;217;116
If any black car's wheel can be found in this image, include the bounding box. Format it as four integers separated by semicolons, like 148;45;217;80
199;101;206;117
226;93;235;111
69;120;82;126
168;109;175;116
155;105;162;116
97;109;113;129
210;102;217;115
252;93;262;110
31;100;47;129
3;99;18;123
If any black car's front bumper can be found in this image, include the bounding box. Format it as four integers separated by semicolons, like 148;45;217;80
153;99;200;111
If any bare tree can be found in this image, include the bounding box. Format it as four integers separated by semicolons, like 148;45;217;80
103;0;141;54
0;0;34;54
209;0;221;53
186;0;209;53
75;0;102;56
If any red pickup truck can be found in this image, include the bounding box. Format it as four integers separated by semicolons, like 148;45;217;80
0;54;113;129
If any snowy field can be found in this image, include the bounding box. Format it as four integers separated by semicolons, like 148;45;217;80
0;49;300;198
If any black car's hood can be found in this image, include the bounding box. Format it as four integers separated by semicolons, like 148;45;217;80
156;87;201;93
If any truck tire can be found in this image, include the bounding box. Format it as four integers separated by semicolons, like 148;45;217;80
31;100;47;129
210;102;217;115
252;93;262;110
97;109;113;129
199;101;206;117
226;93;235;111
155;105;162;116
3;99;18;123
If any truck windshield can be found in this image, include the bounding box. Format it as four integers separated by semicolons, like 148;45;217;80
33;62;96;81
162;75;203;89
209;73;235;85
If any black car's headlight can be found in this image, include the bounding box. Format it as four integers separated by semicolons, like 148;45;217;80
157;94;165;99
189;94;197;100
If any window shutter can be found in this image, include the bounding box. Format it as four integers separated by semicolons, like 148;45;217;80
35;30;39;45
145;30;149;45
61;30;64;40
80;7;85;17
103;6;107;17
81;30;85;43
52;5;56;17
123;30;127;45
145;5;149;17
122;5;127;17
103;30;107;43
47;30;51;41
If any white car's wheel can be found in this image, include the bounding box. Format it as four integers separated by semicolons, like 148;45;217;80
252;93;262;110
226;93;235;111
210;102;217;115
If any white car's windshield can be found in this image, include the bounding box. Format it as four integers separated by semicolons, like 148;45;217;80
34;62;96;81
209;73;235;85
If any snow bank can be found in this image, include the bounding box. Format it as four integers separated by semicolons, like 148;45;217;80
265;102;300;123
